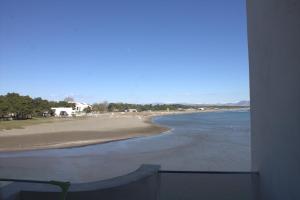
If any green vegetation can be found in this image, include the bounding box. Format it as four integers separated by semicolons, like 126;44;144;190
0;92;248;122
107;103;248;112
108;103;190;112
0;93;75;119
83;107;92;113
92;101;109;112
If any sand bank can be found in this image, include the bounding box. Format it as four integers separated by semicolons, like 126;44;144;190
0;109;245;152
0;109;250;183
0;112;172;152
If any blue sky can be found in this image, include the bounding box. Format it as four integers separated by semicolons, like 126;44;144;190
0;0;249;104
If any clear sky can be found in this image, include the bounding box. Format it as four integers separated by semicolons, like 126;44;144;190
0;0;249;104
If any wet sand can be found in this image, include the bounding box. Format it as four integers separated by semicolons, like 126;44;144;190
0;110;251;183
0;109;244;152
0;112;171;152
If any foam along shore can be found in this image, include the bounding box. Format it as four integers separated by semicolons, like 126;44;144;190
0;112;174;152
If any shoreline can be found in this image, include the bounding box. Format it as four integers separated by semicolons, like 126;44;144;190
0;117;169;153
0;112;171;152
0;109;248;152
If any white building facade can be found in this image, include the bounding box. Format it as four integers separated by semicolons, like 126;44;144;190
51;102;92;117
73;102;91;112
51;107;74;117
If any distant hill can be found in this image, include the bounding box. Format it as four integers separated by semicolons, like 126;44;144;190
224;100;250;107
172;100;250;107
128;101;250;107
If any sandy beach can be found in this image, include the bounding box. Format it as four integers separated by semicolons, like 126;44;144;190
0;109;246;152
0;112;173;152
0;110;250;183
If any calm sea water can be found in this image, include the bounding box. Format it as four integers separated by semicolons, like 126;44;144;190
0;110;251;182
154;110;250;146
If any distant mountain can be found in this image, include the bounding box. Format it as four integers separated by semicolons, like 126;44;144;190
224;100;250;107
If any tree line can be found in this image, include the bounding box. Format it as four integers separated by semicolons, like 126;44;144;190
90;102;189;113
0;92;247;120
0;93;189;119
107;103;190;112
0;93;74;119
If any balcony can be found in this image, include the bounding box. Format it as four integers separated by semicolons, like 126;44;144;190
0;164;259;200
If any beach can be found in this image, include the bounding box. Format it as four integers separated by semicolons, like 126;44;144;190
0;109;248;152
0;111;250;183
0;112;173;152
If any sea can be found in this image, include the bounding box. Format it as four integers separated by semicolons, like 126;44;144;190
0;110;251;182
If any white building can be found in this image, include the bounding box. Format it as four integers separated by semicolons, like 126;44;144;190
51;107;74;117
75;102;91;112
68;101;92;112
51;101;92;117
125;109;138;112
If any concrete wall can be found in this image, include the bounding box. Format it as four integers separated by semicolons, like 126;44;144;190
159;172;259;200
1;171;259;200
247;0;300;199
0;165;160;200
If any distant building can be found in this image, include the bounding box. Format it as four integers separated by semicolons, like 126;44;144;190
68;101;92;112
186;108;195;111
42;111;51;117
75;102;91;112
125;109;138;112
51;102;92;117
51;107;74;117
